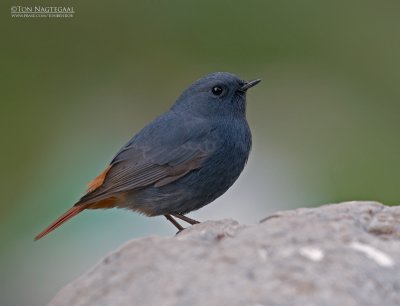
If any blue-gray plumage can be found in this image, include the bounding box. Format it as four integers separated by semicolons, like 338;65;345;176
35;72;261;239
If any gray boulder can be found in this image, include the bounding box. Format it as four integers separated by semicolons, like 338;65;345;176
49;201;400;306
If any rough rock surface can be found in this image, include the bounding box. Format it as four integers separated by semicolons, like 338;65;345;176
49;202;400;306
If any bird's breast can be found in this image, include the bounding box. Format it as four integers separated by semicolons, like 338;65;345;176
201;119;252;182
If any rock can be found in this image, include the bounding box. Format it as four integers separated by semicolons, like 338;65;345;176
49;202;400;306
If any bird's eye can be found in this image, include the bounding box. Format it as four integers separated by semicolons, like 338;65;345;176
211;86;223;96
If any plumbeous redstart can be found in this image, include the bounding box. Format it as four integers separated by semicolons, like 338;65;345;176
35;72;261;240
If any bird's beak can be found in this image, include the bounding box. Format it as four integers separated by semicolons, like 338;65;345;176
239;79;262;92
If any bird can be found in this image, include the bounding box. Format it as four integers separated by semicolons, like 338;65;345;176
35;72;261;240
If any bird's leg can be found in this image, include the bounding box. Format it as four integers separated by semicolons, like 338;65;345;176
164;214;184;231
172;213;200;225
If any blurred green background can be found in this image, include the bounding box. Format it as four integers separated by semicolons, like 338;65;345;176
1;1;399;305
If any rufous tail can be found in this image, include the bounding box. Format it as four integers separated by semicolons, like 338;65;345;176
34;205;88;241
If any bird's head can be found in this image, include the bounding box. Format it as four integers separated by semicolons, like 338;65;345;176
172;72;261;118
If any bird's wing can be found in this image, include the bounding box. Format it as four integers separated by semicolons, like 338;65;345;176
77;112;217;205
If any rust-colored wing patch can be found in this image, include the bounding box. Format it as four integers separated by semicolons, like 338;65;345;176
86;165;112;193
88;196;120;209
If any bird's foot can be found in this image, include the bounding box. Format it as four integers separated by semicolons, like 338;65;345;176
164;213;201;235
